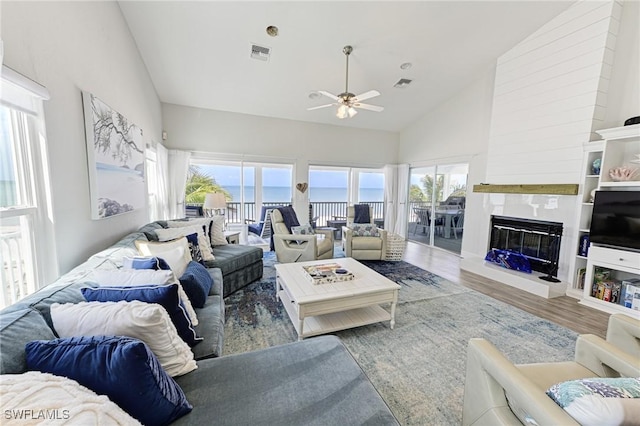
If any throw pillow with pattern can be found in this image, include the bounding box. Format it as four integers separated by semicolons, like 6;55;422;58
351;223;380;237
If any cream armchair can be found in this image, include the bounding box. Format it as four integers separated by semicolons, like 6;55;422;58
342;205;387;260
462;314;640;426
271;208;334;263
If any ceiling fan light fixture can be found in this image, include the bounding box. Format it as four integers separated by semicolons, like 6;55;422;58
336;104;348;119
348;107;358;118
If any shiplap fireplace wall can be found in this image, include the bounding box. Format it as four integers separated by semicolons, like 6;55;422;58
460;0;623;297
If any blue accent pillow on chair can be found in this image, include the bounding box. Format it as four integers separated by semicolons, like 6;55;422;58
81;284;202;347
179;261;213;308
25;335;192;425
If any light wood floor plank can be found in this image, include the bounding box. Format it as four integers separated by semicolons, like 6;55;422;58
401;242;610;338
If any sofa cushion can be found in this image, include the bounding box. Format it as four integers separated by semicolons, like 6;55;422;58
81;284;202;347
205;244;262;276
51;301;197;377
89;231;148;267
192;295;224;360
0;371;142;425
173;336;398;426
26;336;192;425
179;261;213;309
352;236;383;250
7;281;97;330
0;308;56;374
138;221;166;241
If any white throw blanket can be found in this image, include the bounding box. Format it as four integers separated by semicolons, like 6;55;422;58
0;372;140;425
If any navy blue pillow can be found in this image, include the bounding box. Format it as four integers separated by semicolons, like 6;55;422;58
81;284;202;347
128;256;171;270
185;232;203;263
179;261;213;308
26;335;192;425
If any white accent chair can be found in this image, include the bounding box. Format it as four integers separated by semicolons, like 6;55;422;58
342;205;387;260
271;209;334;263
462;314;640;426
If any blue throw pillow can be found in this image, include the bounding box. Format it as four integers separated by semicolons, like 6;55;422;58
124;256;171;271
179;261;213;308
25;335;192;425
81;284;202;347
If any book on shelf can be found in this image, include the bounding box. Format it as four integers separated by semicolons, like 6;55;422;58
576;268;586;290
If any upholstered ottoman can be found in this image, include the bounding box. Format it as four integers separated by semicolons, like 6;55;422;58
206;245;263;296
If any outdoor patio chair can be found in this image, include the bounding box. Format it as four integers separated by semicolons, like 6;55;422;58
247;205;281;239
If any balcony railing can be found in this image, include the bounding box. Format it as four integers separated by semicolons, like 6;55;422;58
188;201;385;227
1;227;34;308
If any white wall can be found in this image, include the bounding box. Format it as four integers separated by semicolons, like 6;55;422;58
162;103;398;219
1;2;162;274
398;67;495;163
486;0;622;185
398;67;496;255
602;0;640;129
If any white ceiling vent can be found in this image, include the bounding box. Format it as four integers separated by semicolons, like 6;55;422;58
250;44;271;61
394;78;412;88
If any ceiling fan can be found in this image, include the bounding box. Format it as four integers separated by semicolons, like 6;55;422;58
308;45;384;119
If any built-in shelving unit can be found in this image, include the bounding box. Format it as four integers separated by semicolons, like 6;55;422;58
568;142;603;299
568;124;640;318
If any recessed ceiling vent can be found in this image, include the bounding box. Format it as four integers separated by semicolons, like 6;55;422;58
394;78;412;88
250;44;271;62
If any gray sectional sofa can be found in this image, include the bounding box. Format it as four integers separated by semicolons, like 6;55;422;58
0;221;398;425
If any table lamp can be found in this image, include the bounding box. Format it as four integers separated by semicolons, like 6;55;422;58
203;192;226;218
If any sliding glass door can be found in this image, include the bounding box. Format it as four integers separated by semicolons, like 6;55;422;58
407;163;467;254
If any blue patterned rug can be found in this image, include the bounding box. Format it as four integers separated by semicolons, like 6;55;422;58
223;251;577;425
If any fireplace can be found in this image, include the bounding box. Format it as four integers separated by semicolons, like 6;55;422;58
489;216;563;278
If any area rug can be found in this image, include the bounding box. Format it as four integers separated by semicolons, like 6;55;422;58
223;252;578;425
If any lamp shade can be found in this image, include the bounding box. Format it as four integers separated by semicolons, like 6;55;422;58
203;193;226;209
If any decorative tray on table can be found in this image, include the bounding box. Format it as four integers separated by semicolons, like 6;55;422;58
302;263;354;285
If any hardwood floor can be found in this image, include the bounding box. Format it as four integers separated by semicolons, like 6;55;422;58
402;241;610;338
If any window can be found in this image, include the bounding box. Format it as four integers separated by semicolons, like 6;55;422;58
308;165;385;226
187;159;293;225
0;67;56;308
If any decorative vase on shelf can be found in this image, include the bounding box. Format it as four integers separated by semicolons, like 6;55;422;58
608;166;638;182
592;158;601;175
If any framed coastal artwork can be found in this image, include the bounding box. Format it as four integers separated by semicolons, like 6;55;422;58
82;92;145;219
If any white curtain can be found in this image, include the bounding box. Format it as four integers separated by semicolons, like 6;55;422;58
168;150;191;220
383;164;397;234
155;143;170;220
393;164;410;236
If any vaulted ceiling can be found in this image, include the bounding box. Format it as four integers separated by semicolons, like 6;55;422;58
119;1;574;132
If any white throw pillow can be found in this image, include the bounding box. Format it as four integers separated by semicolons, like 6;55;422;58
88;269;198;326
51;301;197;377
155;226;215;262
0;371;141;425
210;216;228;246
135;238;192;278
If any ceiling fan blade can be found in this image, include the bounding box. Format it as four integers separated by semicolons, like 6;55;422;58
307;103;335;111
353;103;384;112
352;90;380;102
318;90;339;101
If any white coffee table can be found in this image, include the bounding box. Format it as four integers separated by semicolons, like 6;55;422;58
275;257;400;340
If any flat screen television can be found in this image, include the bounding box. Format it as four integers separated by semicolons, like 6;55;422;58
589;190;640;252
